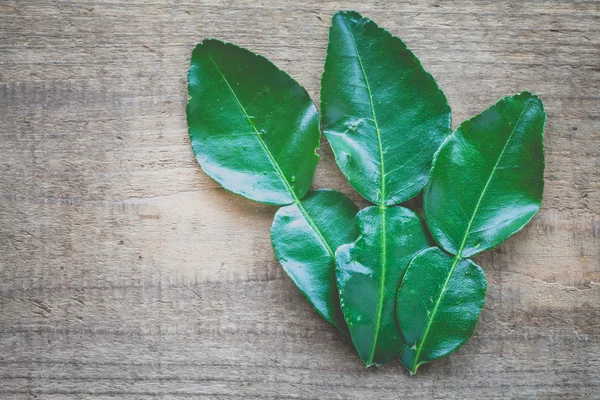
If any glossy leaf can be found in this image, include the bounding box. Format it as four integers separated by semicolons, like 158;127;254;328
187;39;320;205
271;190;359;331
336;206;430;366
425;92;545;258
321;11;451;206
397;247;487;375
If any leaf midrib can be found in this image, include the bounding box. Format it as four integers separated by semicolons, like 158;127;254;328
342;16;387;366
208;55;335;258
343;18;386;207
410;101;532;373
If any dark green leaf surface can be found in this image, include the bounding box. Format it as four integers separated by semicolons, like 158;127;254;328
271;190;359;331
425;92;545;258
397;247;487;375
336;206;429;366
187;39;320;205
321;11;451;206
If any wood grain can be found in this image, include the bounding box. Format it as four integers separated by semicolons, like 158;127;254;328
1;0;598;398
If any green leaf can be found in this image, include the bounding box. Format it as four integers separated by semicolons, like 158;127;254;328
336;206;430;366
397;247;487;375
187;39;320;205
425;92;545;258
271;190;359;332
321;11;451;206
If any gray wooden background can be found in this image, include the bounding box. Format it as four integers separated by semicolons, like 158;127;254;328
1;1;599;398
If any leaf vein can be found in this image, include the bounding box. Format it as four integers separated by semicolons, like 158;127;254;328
341;16;387;366
410;100;533;373
207;55;334;258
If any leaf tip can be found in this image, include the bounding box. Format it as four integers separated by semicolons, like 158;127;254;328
514;90;545;110
333;10;364;23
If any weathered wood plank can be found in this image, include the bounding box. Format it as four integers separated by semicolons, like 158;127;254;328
0;0;598;398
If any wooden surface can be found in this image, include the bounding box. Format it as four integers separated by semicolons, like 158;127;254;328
1;1;599;398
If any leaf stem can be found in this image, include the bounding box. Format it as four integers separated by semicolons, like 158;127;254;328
410;101;533;373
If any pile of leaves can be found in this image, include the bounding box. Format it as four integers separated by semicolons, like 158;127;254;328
186;11;545;374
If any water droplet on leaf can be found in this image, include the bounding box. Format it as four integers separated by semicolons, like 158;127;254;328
340;151;353;164
344;118;364;133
